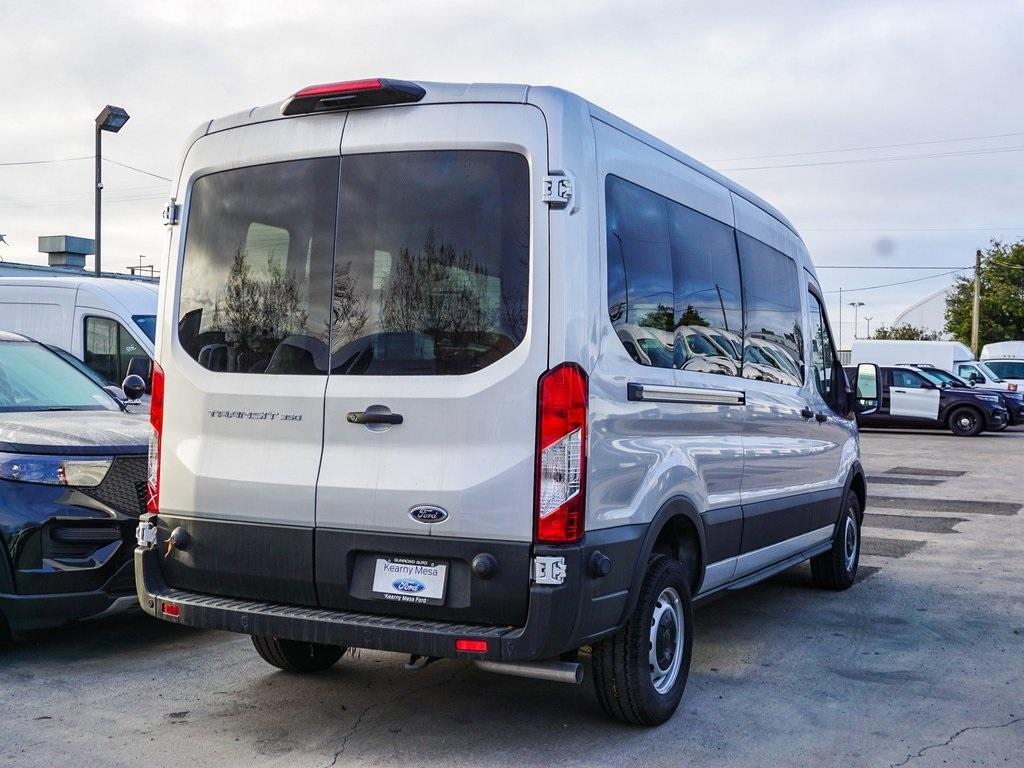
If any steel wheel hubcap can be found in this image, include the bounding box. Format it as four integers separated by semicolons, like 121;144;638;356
649;587;684;694
843;514;858;572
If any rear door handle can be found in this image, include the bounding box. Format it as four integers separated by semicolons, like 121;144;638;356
347;411;403;425
800;407;815;419
815;412;828;423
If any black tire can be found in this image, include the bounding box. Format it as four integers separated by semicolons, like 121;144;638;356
811;492;861;590
948;406;984;437
251;635;345;673
591;555;693;726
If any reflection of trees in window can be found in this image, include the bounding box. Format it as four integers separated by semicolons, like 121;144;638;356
331;260;368;349
677;305;709;328
639;303;674;333
212;250;312;367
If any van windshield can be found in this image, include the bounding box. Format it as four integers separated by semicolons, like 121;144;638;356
987;360;1024;379
132;314;157;343
178;151;530;376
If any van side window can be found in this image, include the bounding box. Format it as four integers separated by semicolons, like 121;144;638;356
892;369;927;388
178;157;339;374
807;292;838;402
83;316;147;386
668;205;743;377
736;233;804;386
606;176;674;369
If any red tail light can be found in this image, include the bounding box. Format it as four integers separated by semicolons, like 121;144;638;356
281;78;425;116
161;602;180;618
146;362;164;515
535;363;588;543
455;639;489;653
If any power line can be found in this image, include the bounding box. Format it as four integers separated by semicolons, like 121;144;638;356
722;143;1024;172
102;158;172;182
0;155;92;167
713;129;1024;162
803;227;1024;232
817;264;971;270
825;268;968;294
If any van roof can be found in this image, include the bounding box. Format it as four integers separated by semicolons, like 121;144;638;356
0;276;158;314
198;80;799;239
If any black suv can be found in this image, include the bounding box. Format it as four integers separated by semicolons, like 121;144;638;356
846;363;1008;436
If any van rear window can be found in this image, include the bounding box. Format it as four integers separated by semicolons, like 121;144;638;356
178;151;529;376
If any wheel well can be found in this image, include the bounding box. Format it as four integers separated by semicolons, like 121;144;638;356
849;471;866;521
650;515;702;592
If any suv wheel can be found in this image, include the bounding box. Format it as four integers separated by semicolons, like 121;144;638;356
251;635;346;673
591;555;693;726
811;492;861;590
949;406;984;437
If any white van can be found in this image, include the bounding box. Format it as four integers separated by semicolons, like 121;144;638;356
850;338;1018;392
980;341;1024;387
0;277;157;389
136;79;866;726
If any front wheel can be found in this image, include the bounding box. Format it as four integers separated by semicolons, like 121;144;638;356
591;555;693;726
251;635;346;673
949;406;984;437
811;492;861;590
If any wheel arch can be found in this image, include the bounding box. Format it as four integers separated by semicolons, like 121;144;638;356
620;496;706;623
845;461;867;520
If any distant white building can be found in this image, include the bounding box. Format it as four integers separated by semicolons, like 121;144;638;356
892;285;953;338
0;235;157;283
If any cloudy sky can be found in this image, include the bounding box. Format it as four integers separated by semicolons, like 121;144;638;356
2;0;1022;342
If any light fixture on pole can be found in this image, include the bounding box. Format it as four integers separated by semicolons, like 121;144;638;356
848;301;865;339
94;105;130;276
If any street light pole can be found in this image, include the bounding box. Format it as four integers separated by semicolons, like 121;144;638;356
864;317;873;339
94;105;130;277
848;301;865;340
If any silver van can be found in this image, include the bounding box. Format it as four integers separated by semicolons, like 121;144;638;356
136;78;866;726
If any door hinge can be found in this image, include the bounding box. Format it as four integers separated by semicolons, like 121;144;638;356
163;197;180;226
542;173;576;210
532;556;567;585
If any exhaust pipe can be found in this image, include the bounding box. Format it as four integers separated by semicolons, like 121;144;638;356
474;659;583;685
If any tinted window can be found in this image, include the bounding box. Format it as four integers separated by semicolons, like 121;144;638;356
606;176;674;369
133;314;156;343
178;158;339;374
331;151;529;376
807;292;837;401
892;369;926;388
669;204;742;376
988;360;1024;379
84;316;148;386
0;342;118;412
737;233;804;386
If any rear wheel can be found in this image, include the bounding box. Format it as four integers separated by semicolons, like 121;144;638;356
948;406;984;437
591;555;693;726
811;492;861;590
251;635;345;673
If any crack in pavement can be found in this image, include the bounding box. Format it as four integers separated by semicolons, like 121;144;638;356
319;663;467;768
889;717;1022;767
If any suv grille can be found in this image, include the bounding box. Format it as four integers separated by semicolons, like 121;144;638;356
82;455;148;517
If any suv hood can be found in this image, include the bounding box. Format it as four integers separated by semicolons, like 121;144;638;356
0;410;149;455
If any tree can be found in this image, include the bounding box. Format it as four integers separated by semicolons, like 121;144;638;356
872;323;940;341
945;240;1024;348
638;303;674;332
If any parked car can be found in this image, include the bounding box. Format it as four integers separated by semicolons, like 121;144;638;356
911;364;1024;426
0;277;157;391
846;363;1008;436
0;331;149;640
850;339;1017;392
136;77;866;726
979;341;1024;389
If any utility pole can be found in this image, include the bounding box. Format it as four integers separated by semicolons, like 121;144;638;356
971;249;981;357
838;287;843;350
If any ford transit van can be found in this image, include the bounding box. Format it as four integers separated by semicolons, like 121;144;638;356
136;78;866;725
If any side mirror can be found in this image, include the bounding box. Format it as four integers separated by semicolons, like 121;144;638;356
126;356;152;393
919;382;935;390
854;362;880;416
121;374;147;402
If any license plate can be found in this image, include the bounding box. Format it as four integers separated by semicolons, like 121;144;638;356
371;557;448;605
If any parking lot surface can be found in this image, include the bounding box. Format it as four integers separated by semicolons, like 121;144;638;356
2;429;1022;767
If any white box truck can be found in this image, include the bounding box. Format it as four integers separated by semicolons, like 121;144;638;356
850;339;1019;391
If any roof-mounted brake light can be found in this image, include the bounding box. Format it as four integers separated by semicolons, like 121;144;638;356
281;78;425;116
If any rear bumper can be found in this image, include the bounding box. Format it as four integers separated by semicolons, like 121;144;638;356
135;523;646;661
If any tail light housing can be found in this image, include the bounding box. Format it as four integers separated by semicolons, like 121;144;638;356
535;363;588;543
281;78;425;116
146;362;164;515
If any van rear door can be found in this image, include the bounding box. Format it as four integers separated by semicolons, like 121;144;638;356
314;104;549;622
157;117;345;606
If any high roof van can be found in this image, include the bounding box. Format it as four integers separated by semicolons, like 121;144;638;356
0;277;157;390
136;78;866;725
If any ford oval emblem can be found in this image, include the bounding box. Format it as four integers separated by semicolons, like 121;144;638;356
393;578;426;593
409;505;448;524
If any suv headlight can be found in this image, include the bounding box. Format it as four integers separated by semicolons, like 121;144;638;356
0;452;112;487
972;394;1001;404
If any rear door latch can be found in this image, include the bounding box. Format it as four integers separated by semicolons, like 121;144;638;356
542;173;575;210
532;556;567;585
